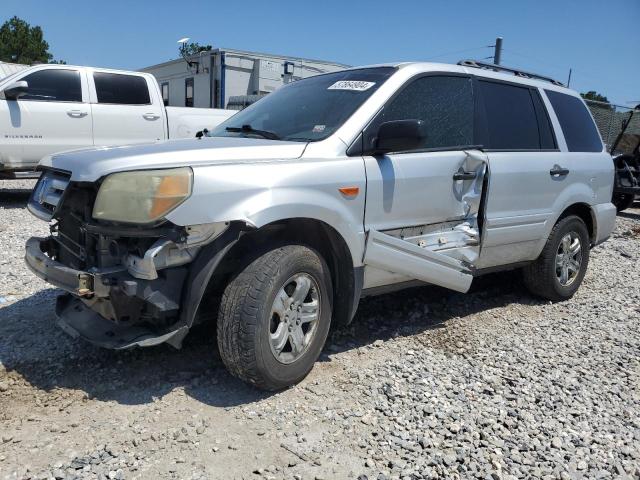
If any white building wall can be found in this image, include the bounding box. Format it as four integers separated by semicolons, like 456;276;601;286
142;55;213;108
224;55;257;103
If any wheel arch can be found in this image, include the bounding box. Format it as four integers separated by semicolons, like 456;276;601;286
185;217;362;334
556;202;596;243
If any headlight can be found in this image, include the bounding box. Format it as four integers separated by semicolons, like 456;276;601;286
93;167;193;224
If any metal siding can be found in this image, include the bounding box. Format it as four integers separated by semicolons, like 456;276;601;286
0;62;29;80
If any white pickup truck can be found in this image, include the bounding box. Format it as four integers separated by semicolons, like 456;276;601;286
0;64;234;178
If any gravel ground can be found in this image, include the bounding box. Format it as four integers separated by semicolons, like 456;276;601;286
1;180;639;480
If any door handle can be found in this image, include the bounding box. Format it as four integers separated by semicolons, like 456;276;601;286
550;165;570;177
67;110;88;118
453;168;477;181
143;113;160;120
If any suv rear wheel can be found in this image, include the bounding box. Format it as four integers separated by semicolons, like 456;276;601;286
217;244;333;390
522;215;590;301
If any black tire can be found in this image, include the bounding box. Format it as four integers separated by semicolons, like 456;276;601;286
522;215;590;301
612;193;635;213
217;244;333;390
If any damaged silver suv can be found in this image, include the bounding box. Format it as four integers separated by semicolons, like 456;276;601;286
25;61;616;390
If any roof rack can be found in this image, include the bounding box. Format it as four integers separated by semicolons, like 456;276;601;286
457;59;565;87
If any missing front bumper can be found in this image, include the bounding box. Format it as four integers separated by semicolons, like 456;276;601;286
56;294;189;349
24;236;112;297
25;236;190;349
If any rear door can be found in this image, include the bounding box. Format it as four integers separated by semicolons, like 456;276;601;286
361;74;487;293
474;79;567;268
543;89;611;204
89;71;165;146
0;67;92;169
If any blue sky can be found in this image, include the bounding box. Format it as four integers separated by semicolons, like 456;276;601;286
3;0;639;105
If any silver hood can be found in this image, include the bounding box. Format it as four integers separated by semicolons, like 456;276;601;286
39;137;308;182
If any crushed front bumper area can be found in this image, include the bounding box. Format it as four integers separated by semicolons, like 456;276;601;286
25;236;189;349
55;295;188;349
25;237;116;297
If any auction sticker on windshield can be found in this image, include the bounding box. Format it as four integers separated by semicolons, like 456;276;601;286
328;81;376;91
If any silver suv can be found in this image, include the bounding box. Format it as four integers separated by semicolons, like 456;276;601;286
25;61;616;390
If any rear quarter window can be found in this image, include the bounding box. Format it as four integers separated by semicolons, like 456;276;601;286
93;72;151;105
545;90;603;152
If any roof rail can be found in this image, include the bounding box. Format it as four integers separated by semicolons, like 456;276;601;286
457;59;565;87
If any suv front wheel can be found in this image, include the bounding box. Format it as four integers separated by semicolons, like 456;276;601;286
217;244;333;390
522;215;590;301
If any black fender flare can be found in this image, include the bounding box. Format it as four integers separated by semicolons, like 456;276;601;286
178;222;249;329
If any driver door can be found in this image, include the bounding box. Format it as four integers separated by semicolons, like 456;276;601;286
0;67;92;169
361;74;487;293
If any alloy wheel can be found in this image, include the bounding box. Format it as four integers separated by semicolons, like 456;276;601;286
268;273;321;364
555;232;582;287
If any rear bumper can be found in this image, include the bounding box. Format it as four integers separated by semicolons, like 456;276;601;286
592;202;617;246
25;236;188;349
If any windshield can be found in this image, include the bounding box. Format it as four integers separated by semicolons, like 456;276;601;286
208;67;396;142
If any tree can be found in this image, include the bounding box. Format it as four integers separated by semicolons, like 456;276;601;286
581;91;609;103
0;16;64;64
179;42;212;57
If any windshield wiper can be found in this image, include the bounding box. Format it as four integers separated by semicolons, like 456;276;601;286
225;124;280;140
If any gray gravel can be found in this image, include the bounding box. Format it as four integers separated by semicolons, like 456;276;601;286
1;180;639;480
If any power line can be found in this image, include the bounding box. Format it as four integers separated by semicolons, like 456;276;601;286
425;45;491;61
503;48;637;91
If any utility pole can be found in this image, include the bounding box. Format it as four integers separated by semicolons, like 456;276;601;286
493;37;503;65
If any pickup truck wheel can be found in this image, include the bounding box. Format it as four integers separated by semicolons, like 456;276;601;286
217;245;333;390
522;215;590;301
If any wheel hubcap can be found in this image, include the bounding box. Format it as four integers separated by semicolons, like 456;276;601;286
269;273;320;364
555;232;582;287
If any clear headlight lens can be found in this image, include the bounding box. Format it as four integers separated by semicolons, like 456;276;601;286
93;167;193;224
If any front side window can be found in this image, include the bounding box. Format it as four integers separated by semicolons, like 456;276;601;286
93;72;150;105
208;67;396;142
20;69;81;102
185;78;194;107
365;75;474;151
479;81;540;150
545;90;603;152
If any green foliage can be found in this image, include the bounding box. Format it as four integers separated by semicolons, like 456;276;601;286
179;42;213;57
0;16;64;65
581;91;609;103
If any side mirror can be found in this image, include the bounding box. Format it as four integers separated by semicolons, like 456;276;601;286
195;128;209;139
3;80;29;100
373;119;427;155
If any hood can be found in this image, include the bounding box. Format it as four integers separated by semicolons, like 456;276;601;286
40;137;308;182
